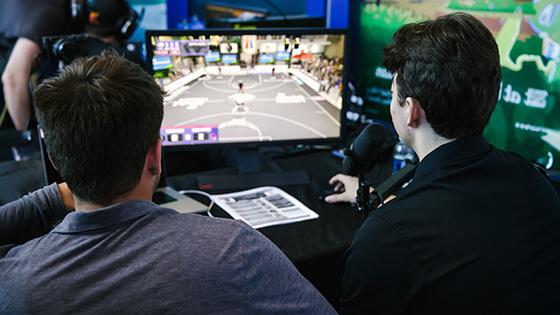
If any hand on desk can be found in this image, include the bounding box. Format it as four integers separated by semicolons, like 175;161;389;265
324;174;398;205
324;174;358;204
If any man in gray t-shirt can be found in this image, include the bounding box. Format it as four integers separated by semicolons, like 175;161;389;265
0;53;335;314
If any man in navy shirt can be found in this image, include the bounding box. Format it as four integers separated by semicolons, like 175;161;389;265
0;52;335;314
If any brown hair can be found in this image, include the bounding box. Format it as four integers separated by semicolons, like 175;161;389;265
384;12;501;139
34;52;164;205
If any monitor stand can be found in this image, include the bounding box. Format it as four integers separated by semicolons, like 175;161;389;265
196;148;310;191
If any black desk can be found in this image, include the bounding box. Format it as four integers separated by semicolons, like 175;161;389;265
166;149;394;307
167;150;366;260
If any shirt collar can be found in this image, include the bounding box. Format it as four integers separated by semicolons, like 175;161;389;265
52;200;157;233
413;135;491;181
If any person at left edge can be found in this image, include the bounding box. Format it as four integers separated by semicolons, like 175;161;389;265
0;0;80;130
0;0;142;131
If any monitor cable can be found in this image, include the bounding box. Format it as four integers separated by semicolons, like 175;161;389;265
179;189;216;218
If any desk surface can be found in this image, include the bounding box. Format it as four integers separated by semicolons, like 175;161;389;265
165;149;392;307
165;150;368;262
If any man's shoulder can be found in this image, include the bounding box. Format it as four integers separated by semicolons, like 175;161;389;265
150;207;251;236
146;207;258;242
491;146;549;177
154;211;297;272
146;207;275;256
489;147;559;197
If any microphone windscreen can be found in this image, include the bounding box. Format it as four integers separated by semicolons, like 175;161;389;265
342;123;388;175
352;123;387;162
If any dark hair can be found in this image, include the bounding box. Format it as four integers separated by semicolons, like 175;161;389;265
383;12;501;139
34;52;164;206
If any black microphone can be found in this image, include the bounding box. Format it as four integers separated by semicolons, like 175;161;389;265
342;123;388;176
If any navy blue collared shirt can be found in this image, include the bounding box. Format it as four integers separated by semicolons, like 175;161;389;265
1;193;335;314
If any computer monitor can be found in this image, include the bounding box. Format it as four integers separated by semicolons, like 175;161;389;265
354;1;560;178
146;29;347;150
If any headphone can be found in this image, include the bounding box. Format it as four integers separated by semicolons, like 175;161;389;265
69;0;141;40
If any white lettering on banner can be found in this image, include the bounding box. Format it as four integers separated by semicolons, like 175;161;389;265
515;122;546;133
524;88;548;109
502;84;522;104
375;67;393;80
500;84;549;109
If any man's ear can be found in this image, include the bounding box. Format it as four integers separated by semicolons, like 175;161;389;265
146;139;162;176
405;97;423;128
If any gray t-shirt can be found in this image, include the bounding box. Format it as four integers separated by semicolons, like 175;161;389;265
0;186;336;314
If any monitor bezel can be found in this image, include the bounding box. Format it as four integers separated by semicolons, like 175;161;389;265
145;28;349;151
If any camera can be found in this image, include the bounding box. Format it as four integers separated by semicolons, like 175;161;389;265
42;34;114;66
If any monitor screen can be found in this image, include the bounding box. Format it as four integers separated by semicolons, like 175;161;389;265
146;29;347;148
356;1;560;173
